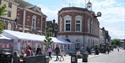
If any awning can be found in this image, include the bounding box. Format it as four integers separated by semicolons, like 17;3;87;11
51;37;72;44
65;39;71;42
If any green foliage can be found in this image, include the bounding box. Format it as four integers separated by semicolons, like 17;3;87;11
0;21;4;33
44;27;53;51
111;39;121;46
0;4;7;34
0;4;7;16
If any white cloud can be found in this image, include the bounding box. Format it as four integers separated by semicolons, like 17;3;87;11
37;4;58;21
105;26;125;39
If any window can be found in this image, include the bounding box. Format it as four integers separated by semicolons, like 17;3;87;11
7;11;11;17
76;20;81;31
75;16;82;32
32;15;36;30
65;20;71;31
64;15;71;32
8;2;12;8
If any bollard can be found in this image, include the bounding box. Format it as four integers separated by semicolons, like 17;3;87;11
71;54;77;63
82;53;88;62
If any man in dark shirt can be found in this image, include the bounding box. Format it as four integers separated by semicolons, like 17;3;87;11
54;46;60;61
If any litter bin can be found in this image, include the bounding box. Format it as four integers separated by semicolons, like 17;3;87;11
71;54;77;63
82;53;88;62
44;56;49;63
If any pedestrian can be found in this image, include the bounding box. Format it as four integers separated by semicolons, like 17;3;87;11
87;47;91;54
117;48;119;52
25;45;32;56
54;45;60;61
36;46;42;55
47;46;52;59
107;47;110;54
59;49;64;61
95;47;99;55
12;51;19;63
82;49;89;62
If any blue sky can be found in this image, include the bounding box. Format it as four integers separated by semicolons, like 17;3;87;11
26;0;125;39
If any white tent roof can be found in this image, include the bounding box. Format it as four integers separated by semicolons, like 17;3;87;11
0;34;11;40
2;30;45;41
2;30;71;44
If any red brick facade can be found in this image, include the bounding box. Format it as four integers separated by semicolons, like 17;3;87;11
58;7;99;37
15;7;46;35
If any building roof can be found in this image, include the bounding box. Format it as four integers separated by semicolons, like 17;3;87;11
14;0;33;8
59;7;91;13
15;0;46;16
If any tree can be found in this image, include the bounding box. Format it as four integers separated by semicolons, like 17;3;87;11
0;21;4;33
0;4;7;16
111;39;121;46
43;27;53;55
0;4;7;34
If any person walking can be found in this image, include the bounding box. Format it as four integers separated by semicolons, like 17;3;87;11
117;48;119;52
54;45;60;61
12;51;19;63
47;47;52;59
36;46;42;55
59;49;64;61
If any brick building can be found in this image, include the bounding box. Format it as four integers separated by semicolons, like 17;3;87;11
100;27;111;45
0;0;18;30
57;7;100;50
14;0;46;35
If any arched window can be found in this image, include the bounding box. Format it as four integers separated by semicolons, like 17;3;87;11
32;15;36;30
64;15;71;32
75;15;82;32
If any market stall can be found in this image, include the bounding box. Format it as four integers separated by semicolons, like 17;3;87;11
1;30;72;54
2;30;44;54
0;35;13;53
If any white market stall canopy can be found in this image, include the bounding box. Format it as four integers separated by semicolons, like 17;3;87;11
2;30;45;41
2;30;71;44
0;34;11;40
